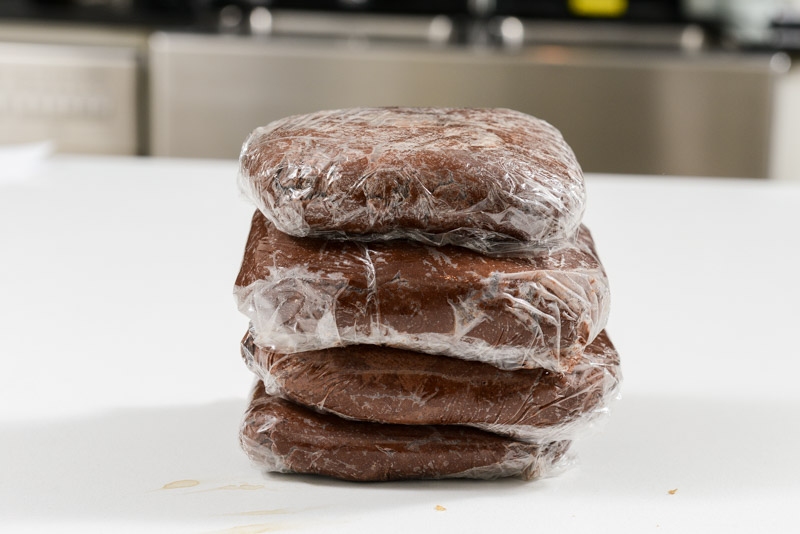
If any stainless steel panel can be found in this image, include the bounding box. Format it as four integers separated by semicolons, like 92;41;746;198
0;41;139;155
266;10;453;42
489;18;707;49
769;64;800;182
150;33;775;177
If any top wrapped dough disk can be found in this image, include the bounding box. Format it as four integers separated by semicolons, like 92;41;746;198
238;108;586;254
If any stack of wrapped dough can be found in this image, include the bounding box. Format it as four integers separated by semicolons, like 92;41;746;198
233;108;621;482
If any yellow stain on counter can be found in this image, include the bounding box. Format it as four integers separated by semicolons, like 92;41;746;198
435;505;446;511
216;484;266;491
161;479;200;490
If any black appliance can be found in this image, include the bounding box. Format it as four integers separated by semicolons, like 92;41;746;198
3;1;687;25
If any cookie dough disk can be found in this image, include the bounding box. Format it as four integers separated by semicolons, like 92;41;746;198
238;107;585;255
242;330;620;442
235;211;609;372
240;382;571;482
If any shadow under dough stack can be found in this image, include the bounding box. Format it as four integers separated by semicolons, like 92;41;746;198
233;107;621;482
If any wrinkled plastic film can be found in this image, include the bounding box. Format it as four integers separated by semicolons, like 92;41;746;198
238;108;586;255
241;329;620;444
240;381;572;482
235;211;610;372
234;107;621;484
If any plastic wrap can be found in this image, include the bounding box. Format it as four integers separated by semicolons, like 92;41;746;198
238;107;585;255
234;211;610;372
240;330;620;443
240;381;571;482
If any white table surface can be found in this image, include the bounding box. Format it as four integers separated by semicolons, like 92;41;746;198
1;155;799;533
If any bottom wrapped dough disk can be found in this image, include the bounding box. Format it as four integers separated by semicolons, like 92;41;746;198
240;381;571;482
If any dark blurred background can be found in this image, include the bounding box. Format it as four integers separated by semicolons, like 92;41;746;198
1;0;799;179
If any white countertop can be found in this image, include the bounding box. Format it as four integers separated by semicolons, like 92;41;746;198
1;155;799;533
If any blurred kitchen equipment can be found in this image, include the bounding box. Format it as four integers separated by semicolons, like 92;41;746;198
149;30;777;178
2;0;800;178
0;40;139;154
684;0;800;49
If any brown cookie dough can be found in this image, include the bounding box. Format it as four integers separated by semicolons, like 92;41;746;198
235;211;609;372
242;330;619;442
238;108;585;254
240;381;571;481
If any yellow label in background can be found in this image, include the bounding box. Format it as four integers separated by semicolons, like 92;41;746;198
568;0;628;18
